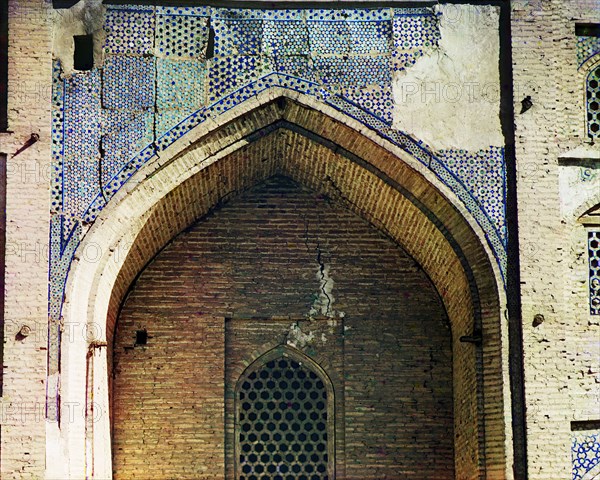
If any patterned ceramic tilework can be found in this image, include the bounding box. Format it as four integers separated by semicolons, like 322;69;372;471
104;7;155;56
392;13;440;49
391;10;440;72
429;153;508;274
589;232;600;315
49;7;509;388
262;19;309;56
349;21;392;54
208;55;273;101
155;109;207;149
51;61;64;216
273;56;314;82
313;56;391;87
213;18;263;57
308;21;353;55
101;110;154;188
587;65;600;140
48;215;81;376
438;148;507;244
304;9;392;22
156;9;209;58
156;110;193;139
578;36;600;68
62;70;102;227
62;156;101;220
157;6;209;16
341;85;394;124
157;58;206;110
572;431;600;479
63;70;101;154
103;56;155;111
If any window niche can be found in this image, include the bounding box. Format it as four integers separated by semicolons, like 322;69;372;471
235;347;334;480
73;34;94;71
586;64;600;140
588;231;600;315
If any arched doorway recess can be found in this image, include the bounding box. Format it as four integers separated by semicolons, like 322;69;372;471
57;95;510;480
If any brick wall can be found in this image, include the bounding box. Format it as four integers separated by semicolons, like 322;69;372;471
512;0;600;478
0;1;52;478
113;175;454;479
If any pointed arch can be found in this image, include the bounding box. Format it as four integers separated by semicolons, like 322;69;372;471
54;94;511;480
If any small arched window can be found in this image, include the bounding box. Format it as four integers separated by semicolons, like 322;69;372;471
235;347;334;480
586;63;600;140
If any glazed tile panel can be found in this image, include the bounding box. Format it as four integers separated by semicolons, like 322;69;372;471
49;6;510;380
577;35;600;68
572;430;600;480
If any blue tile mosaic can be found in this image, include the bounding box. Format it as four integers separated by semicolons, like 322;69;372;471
392;13;440;49
63;105;100;160
208;55;273;101
48;214;81;378
156;10;209;58
101;110;154;187
308;21;353;55
157;58;206;110
572;431;600;479
49;6;509;392
589;232;600;315
157;110;194;139
348;21;392;55
51;62;65;216
63;156;101;221
313;56;391;87
64;69;100;111
262;20;309;56
305;9;392;22
392;11;440;72
213;18;263;57
103;56;155;110
104;7;155;56
577;36;600;68
439;148;507;244
341;85;394;124
156;6;209;17
273;56;314;82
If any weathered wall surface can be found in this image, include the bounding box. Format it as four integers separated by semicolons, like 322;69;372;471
392;4;504;151
0;1;53;479
113;176;454;479
2;0;598;478
511;0;600;479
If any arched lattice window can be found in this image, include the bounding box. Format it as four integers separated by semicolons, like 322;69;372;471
587;63;600;139
235;347;334;480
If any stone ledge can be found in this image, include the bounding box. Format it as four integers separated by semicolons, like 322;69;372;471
558;144;600;163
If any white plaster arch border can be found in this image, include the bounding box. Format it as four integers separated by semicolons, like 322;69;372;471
50;88;511;479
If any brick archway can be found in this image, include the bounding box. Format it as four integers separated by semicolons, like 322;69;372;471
56;94;510;479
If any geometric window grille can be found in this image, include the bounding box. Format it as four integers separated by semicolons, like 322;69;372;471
235;347;334;480
589;231;600;315
587;64;600;139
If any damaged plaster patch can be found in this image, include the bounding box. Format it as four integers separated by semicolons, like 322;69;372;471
286;323;315;349
304;217;344;320
309;263;336;318
392;5;503;151
559;165;600;218
53;0;106;75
